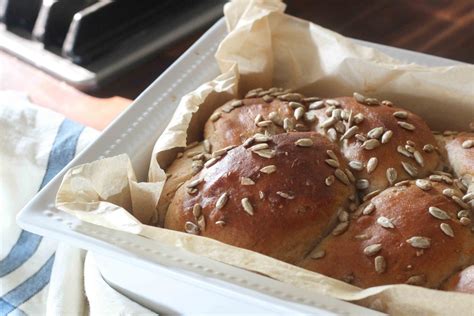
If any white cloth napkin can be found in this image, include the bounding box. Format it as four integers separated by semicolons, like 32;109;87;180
0;91;154;315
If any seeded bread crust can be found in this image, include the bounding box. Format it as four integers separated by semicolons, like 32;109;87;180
441;265;474;294
298;181;474;289
165;132;355;264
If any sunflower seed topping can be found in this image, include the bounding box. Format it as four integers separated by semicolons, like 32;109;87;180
210;112;221;122
406;275;426;285
458;210;470;219
257;120;273;127
402;161;418;177
215;220;226;227
440;223;454;237
250;143;270;151
364;98;380;106
335;169;350;185
268;112;282;126
398;121;415;131
187;178;203;188
386;168;397;185
415;179;432;191
197;215;206;231
423;144;435;153
325;175;335;186
332;221;349;236
353;113;365;124
253;149;276;159
364;244;382;256
363;189;382;201
374;256;386;274
338;210;349;222
241;177;255;186
393;111;408;119
406;236;431;248
260;165;277;174
325;159;340;168
380;130;393;144
349;160;364;171
452;196;470;209
304;111;318;123
462;140;473;149
289;101;304;109
212;148;227;158
321;116;338;129
295;138;314;147
363;203;376;215
192;204;202;218
340;126;359;141
377;216;395;229
362;139;380;150
204;157;218;168
216;192;229;210
368;127;384;139
283;118;294;132
397;145;412;158
276;191;295;199
184;221;200;234
241;198;254;215
309;100;325;110
310;249;326;259
303;96;321;102
262;95;273;102
428;206;450;220
279;93;302;102
412;151;424;167
353;92;365;103
356;179;370;190
294;107;305;120
345;168;356;183
327;128;338;142
460;217;471;226
367;157;378;174
354;234;370;240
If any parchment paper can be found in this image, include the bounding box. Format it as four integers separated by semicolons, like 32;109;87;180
56;0;474;314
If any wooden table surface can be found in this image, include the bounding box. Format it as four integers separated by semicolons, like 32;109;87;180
1;0;472;131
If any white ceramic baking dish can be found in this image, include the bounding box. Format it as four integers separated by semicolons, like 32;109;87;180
17;18;463;315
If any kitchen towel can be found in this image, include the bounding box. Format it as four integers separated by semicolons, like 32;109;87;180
0;91;153;315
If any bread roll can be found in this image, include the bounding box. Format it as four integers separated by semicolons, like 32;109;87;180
440;132;474;178
441;265;474;294
298;180;474;288
311;95;442;194
165;132;356;263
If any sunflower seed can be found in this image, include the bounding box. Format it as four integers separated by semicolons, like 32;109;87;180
294;107;305;120
310;249;326;259
212;148;227;158
321;116;338;129
257;120;273;127
458;210;470;219
250;143;269;151
326;99;341;107
216;192;229;209
356;179;370;190
276;191;295;199
406;275;426;285
440;223;454;237
429;175;443;182
283;118;294;132
325;175;335;186
326;150;338;161
368;127;384;139
377;216;395;229
441;175;453;184
397;146;412;158
327;128;338;142
332;221;349;236
241;177;255;186
415;179;432;190
335;169;350;185
462;140;473;149
259;191;265;199
288;101;303;109
260;165;277;174
215;220;226;227
279;93;303;101
428;206;450;220
395;180;411;187
187;178;203;188
349;160;364;171
197;215;206;231
381;100;394;107
405;145;415;154
363;203;376;215
309;100;325;110
340;126;359;140
345;168;356;183
393;111;408;119
460;217;471;225
334;121;346;134
402;161;418;177
354;234;370;240
364;98;379;106
192;204;202;218
304;111;318;123
262;95;273;102
325;159;340;168
338;210;349;222
412;151;424;167
253;149;276;159
364;244;382;256
363;189;382;201
353;92;365;103
386;168;397;185
303;96;321;102
295;138;314;147
367;157;378;174
423;144;434;153
241;198;254;215
452;196;470;209
378;130;392;144
406;236;431;248
398;121;415;131
184;221;200;235
362;139;380;150
374;256;386;274
210;112;221;122
268;112;282;126
353;113;365;124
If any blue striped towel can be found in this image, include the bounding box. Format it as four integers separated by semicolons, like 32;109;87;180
0;92;153;315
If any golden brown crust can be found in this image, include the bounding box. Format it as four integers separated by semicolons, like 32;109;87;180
441;265;474;294
298;181;474;289
311;96;442;194
165;132;355;264
444;132;474;177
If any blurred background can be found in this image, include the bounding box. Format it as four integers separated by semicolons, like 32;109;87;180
1;0;473;130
